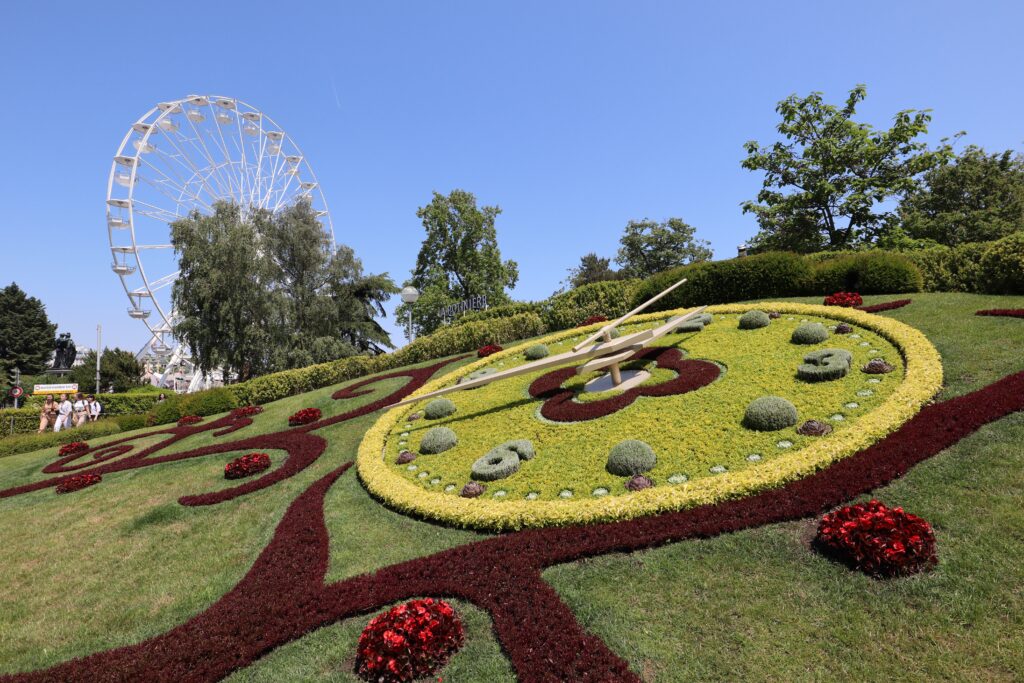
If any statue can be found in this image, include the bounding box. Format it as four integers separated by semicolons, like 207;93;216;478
52;333;77;371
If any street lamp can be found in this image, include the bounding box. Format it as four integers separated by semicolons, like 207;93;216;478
400;286;420;342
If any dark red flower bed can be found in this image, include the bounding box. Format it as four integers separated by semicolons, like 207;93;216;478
529;347;720;421
976;309;1024;318
580;315;608;326
287;408;321;426
857;299;912;313
57;441;89;457
355;598;465;682
55;473;101;494
231;405;264;419
815;499;937;578
477;344;502;358
224;453;272;480
7;360;1024;683
177;415;202;426
824;291;863;307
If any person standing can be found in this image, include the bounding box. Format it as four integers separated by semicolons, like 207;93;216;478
88;395;102;421
37;395;57;433
72;393;88;427
55;394;73;432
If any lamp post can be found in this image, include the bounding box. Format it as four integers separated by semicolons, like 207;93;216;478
400;286;420;342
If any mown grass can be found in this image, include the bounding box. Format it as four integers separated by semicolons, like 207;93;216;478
1;293;1022;681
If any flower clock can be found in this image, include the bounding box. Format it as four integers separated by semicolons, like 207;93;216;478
815;499;938;577
288;407;321;426
355;598;465;683
224;453;271;480
824;291;863;307
57;441;89;457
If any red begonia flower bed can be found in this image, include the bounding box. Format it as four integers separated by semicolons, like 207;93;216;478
976;309;1024;318
287;408;321;426
815;499;937;578
224;453;272;480
231;405;264;419
55;473;101;494
355;598;465;682
824;292;863;307
856;299;912;313
177;415;202;426
57;441;89;457
477;344;502;358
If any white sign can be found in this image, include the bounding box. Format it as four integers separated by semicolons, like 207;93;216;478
33;383;79;396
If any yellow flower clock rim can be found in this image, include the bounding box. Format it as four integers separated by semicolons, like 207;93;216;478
357;303;943;531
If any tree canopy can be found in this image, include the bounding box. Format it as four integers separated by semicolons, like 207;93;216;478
565;252;623;289
69;348;144;394
615;218;712;278
899;146;1024;246
171;200;397;381
741;84;958;252
0;282;57;375
398;189;519;336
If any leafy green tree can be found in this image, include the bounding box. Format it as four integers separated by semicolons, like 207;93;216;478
68;348;144;393
899;146;1024;246
171;200;396;380
741;84;958;252
566;253;622;289
0;282;57;375
398;189;519;336
615;218;712;278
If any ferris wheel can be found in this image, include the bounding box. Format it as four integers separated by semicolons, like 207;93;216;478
106;94;334;385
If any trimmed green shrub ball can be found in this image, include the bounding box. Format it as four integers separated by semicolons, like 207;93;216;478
675;320;704;333
424;398;457;419
796;348;853;382
419;427;458;454
791;322;829;344
743;396;798;431
606;440;657;476
697;313;713;325
470;439;535;481
525;344;550;360
738;310;771;329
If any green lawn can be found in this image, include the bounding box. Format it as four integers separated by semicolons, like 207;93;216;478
1;293;1022;682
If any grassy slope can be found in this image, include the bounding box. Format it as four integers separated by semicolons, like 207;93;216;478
1;293;1022;681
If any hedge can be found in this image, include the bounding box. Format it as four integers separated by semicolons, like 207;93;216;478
809;252;923;294
0;419;122;459
457;302;546;325
544;280;640;330
21;393;162;416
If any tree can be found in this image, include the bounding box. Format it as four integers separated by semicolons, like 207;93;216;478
68;348;144;393
171;200;397;380
565;253;622;289
741;84;958;252
0;282;57;375
615;218;712;278
899;146;1024;246
398;190;519;336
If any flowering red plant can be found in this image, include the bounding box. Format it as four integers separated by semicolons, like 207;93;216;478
288;407;321;426
56;473;102;494
355;598;465;683
580;315;608;327
58;441;89;457
477;344;502;358
224;453;271;480
231;405;264;419
178;415;202;426
815;499;937;578
824;292;863;307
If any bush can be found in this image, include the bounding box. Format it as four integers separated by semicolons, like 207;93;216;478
0;420;121;459
470;441;536;481
810;252;922;294
457;302;545;324
796;348;852;382
630;252;812;312
791;322;829;344
743;396;798;431
979;231;1024;294
178;387;239;417
738;310;771;329
22;392;161;416
424;398;456;419
903;243;988;292
545;280;639;330
355;598;465;683
606;440;657;476
524;344;550;360
823;291;863;307
114;413;148;432
419;427;457;454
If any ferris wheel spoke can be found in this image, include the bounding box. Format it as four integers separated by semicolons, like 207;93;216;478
208;101;241;200
161;123;234;205
179;112;235;201
230;110;251;206
141;270;180;292
136;165;214;215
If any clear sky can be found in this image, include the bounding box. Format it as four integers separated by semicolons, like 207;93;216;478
1;1;1022;353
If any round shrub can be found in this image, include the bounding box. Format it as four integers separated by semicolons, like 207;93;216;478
738;310;771;329
791;322;829;344
524;344;549;360
743;396;798;431
424;398;456;419
980;231;1024;294
606;440;657;476
419;427;457;454
796;348;852;382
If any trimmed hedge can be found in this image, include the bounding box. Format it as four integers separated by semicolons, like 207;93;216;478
902;243;990;293
810;252;923;294
457;302;545;325
22;392;161;416
979;232;1024;294
544;280;639;330
0;420;122;459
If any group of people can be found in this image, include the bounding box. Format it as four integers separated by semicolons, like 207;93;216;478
37;393;102;433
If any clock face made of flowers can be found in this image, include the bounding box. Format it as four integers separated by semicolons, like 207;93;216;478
358;303;942;531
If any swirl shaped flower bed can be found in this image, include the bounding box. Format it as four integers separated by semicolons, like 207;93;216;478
359;303;943;530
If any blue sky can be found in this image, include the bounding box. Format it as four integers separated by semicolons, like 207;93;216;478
1;1;1022;352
